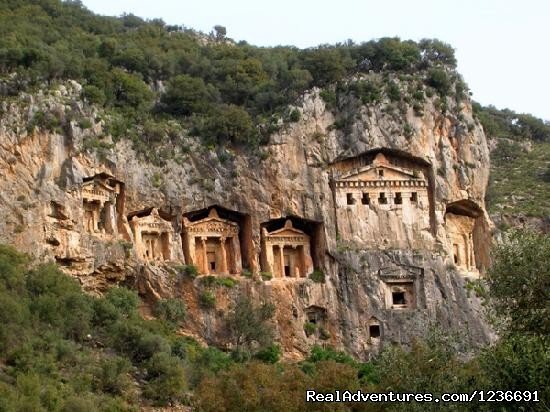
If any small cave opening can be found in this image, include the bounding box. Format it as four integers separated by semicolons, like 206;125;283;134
388;281;416;309
368;317;382;340
305;305;327;325
369;324;381;338
392;291;406;305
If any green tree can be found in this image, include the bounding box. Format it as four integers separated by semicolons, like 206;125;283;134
426;67;451;96
419;39;457;68
301;47;351;86
111;68;153;109
154;297;186;327
161;74;216;115
226;296;275;357
143;352;186;404
204;104;256;145
213;25;227;41
485;230;550;337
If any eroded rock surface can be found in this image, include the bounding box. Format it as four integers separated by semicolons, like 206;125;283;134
0;81;495;359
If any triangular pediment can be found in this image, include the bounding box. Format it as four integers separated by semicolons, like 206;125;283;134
268;227;308;237
341;164;420;181
138;208;169;223
82;179;115;192
186;216;238;229
266;219;308;238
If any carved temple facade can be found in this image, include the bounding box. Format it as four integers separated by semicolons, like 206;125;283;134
129;208;175;262
182;208;242;275
445;211;479;277
261;220;314;279
81;174;122;236
333;152;432;248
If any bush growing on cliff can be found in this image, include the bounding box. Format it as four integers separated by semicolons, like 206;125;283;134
154;298;187;327
309;268;326;283
199;290;216;308
426;67;451;96
226;296;276;358
177;264;199;278
304;321;316;337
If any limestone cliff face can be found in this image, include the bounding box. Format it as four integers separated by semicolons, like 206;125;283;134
0;80;495;359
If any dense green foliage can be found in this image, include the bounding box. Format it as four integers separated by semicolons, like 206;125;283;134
0;245;257;409
0;0;460;152
478;104;550;217
485;230;550;337
486;140;550;217
474;103;550;142
1;232;549;410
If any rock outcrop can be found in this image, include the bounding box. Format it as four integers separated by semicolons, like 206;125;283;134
0;80;495;359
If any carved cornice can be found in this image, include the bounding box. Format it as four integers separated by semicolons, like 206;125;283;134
378;265;423;282
335;180;427;189
185;220;239;236
265;235;309;245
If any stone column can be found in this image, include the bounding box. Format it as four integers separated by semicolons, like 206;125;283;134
98;201;105;233
103;201;115;235
468;233;475;269
303;242;313;277
188;235;196;266
151;238;157;260
201;237;208;274
231;235;242;274
133;222;142;259
219;237;228;274
279;244;285;278
93;208;99;232
463;234;469;269
264;240;274;275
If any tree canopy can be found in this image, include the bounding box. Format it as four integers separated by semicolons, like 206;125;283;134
473;103;550;142
0;0;461;149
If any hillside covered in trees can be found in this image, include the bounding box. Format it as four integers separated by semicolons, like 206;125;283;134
1;0;466;154
475;104;550;222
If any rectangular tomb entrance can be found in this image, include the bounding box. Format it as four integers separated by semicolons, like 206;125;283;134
182;208;241;275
